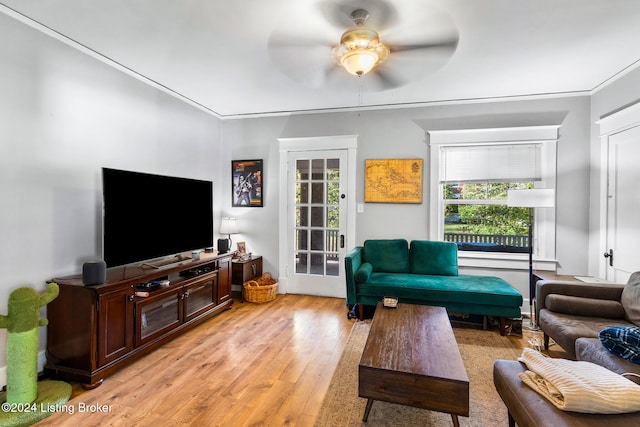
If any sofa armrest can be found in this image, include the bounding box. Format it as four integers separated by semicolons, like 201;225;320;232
345;246;363;305
536;280;625;320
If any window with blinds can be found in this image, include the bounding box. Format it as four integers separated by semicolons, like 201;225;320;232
439;142;548;253
440;144;542;184
428;125;558;262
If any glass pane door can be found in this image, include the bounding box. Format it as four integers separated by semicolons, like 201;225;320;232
286;149;347;297
295;158;340;276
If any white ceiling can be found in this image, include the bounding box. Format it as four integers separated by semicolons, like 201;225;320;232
2;0;640;118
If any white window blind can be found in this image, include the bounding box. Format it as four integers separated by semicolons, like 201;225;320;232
440;144;542;183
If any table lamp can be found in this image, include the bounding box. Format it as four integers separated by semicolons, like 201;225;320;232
218;217;239;254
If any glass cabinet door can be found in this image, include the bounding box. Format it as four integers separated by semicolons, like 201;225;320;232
184;274;216;321
136;287;182;345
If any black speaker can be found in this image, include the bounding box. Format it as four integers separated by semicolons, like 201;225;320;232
217;238;229;254
82;260;106;286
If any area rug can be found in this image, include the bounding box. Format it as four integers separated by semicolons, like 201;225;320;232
315;321;520;427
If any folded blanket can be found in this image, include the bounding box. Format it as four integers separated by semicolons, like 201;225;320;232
518;348;640;414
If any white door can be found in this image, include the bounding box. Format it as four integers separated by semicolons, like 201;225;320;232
286;150;348;297
605;124;640;282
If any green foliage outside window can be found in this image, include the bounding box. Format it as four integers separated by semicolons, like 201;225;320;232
444;182;533;236
296;160;341;229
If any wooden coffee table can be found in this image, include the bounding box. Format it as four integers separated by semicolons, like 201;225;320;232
359;303;469;426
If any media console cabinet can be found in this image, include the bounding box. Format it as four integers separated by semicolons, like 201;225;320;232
45;252;233;388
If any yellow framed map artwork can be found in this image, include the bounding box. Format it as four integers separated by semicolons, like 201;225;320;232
364;158;423;203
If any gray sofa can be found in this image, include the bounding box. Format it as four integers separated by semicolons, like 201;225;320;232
494;360;640;427
536;272;640;378
492;273;640;426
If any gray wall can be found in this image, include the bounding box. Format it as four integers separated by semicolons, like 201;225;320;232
0;13;223;382
222;96;592;299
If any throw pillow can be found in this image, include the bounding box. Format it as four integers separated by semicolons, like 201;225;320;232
599;325;640;364
621;271;640;325
363;239;409;273
409;240;458;276
354;263;373;283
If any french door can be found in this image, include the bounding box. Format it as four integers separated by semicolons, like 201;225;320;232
286;150;348;297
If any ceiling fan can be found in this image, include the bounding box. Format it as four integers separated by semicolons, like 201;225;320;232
268;0;459;92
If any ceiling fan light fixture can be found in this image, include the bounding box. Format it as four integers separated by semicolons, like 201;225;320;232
340;49;379;76
333;27;389;76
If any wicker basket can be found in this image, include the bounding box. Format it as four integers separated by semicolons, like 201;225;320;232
243;273;278;303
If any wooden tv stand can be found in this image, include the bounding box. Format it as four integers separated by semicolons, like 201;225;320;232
45;252;233;388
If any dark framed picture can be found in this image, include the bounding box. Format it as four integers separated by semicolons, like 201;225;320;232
232;159;263;207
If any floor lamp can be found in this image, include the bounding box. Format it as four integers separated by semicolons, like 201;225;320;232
507;189;555;330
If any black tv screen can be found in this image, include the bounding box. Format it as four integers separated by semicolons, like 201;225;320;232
102;168;213;267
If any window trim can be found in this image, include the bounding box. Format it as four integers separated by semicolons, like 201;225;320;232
427;126;559;270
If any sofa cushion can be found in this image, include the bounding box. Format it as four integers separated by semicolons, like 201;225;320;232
360;273;521;307
576;337;640;385
621;272;640;325
409;240;458;276
545;294;625;319
599;326;640;364
363;239;409;273
538;310;634;360
354;262;373;283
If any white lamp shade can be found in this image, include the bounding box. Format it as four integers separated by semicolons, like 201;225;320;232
219;217;239;235
507;189;555;208
340;50;378;76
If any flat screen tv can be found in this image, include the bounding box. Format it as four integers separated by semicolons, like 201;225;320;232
102;168;214;267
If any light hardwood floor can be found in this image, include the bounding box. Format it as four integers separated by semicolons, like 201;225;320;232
35;295;559;426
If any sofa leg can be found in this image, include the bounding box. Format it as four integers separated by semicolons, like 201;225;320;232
544;333;550;350
358;304;365;321
499;317;506;336
508;411;516;427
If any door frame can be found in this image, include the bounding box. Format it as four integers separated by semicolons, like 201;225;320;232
277;135;358;294
597;101;640;280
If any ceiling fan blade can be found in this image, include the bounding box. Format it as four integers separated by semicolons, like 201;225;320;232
323;63;352;86
268;42;335;88
381;5;459;54
370;69;407;90
268;31;333;50
382;30;459;79
390;37;459;54
318;0;398;31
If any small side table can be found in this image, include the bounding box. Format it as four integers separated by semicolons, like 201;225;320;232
533;271;582;284
232;255;263;302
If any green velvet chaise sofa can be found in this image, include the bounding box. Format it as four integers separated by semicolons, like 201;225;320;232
345;239;523;334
